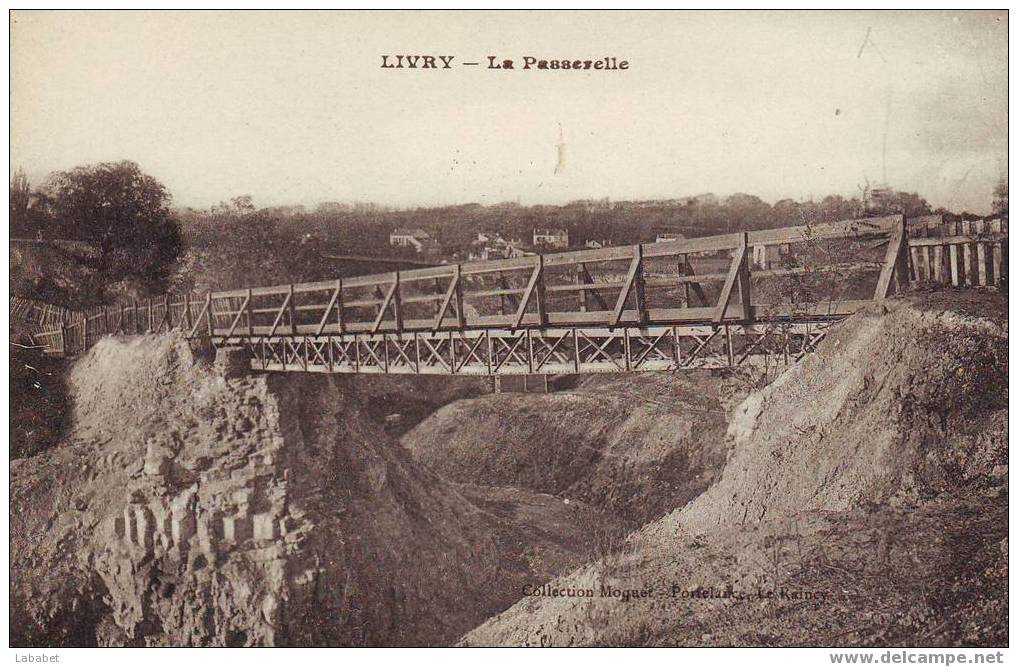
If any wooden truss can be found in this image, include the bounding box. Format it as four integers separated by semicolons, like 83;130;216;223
215;322;832;376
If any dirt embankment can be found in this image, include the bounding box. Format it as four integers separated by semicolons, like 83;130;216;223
10;336;611;647
462;295;1008;647
402;371;748;528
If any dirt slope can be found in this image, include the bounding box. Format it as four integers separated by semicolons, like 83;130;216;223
10;335;611;647
402;371;745;527
462;294;1008;647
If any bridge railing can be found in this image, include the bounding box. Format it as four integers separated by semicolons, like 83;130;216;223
202;215;907;341
36;213;1007;361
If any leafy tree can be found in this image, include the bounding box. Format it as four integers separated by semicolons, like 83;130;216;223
9;169;55;238
992;177;1008;218
864;189;932;218
10;169;30;228
44;161;182;295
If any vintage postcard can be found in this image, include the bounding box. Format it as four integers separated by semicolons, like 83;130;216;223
7;8;1009;659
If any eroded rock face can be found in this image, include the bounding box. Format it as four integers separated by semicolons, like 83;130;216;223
93;374;295;646
13;335;608;647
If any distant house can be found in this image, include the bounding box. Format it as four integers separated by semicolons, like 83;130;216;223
469;232;530;260
533;228;569;249
655;232;686;243
585;239;612;249
389;228;433;253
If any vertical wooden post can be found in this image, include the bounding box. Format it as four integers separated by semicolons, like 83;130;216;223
535;255;548;327
682;254;691;307
992;243;1003;288
248;288;256;337
874;215;908;300
737;233;752;321
434;277;444;316
496;272;507;316
895;216;911;293
632;246;647;325
147;298;153;332
1001;241;1009;293
336;279;345;333
963;243;974;286
577;264;588;313
183;293;191;331
977;243;988;286
206;292;214;337
454;265;466;329
287;284;296;335
949;245;960;286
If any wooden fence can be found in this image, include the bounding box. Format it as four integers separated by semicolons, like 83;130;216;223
907;234;1007;288
30;295;206;357
10;296;79;330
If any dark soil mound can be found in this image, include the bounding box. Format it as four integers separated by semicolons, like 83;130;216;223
462;295;1008;647
402;371;743;527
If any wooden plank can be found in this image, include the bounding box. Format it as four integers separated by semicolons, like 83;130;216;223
921;246;931;282
744;214;900;247
497;272;520;313
1001;241;1009;292
611;246;645;327
641;233;743;258
963;243;974;286
205;293;213;337
992;242;1002;287
224;293;250;338
392;272;404;330
713;241;748;323
316;280;342;336
513;257;544;329
433;266;461;331
577;265;588;312
909;233;1008;247
468;286;526;299
977;242;988;286
287;284;297;334
737;234;752;322
269;291;291;337
932;245;943;283
874;218;907;299
371;276;399;333
187;296;210;338
580;263;608;310
950;244;960;286
247;288;255;337
679;257;709;306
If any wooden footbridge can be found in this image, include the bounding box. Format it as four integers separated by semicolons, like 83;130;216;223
27;214;1008;376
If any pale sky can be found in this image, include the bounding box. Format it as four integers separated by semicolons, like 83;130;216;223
9;10;1008;213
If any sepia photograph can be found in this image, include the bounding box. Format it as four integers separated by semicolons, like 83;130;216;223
6;8;1010;657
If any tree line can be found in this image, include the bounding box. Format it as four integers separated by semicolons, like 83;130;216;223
10;161;1008;302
